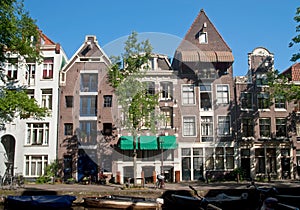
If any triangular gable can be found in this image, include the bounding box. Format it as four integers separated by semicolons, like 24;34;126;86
177;9;233;53
61;35;111;73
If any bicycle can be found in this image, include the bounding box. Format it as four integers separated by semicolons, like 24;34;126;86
154;174;165;189
247;181;300;210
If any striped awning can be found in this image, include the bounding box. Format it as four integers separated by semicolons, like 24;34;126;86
177;50;234;63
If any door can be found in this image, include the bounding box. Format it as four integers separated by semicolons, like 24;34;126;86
241;158;251;179
182;157;191;181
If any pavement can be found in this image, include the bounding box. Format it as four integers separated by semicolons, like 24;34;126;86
12;179;300;193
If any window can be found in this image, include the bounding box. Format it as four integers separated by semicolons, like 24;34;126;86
181;148;191;180
183;116;196;136
267;148;276;173
103;95;112;107
215;147;224;170
64;123;73;136
25;155;48;177
26;123;49;145
182;85;195;105
297;123;300;137
259;118;271;138
42;89;52;110
161;107;173;128
226;147;234;169
242;118;254;137
79;121;97;144
80;96;97;116
216;85;229;104
193;148;203;180
198;68;216;79
218;116;230;136
160;82;173;100
65;96;73;108
275;95;286;109
103;123;112;135
201;116;213;142
26;62;35;85
241;92;253;109
276;118;286;137
257;92;270;109
43;58;53;79
205;148;214;170
26;89;34;99
199;32;207;44
200;84;212;111
256;73;268;86
7;62;18;80
145;82;155;95
80;73;98;92
255;148;265;173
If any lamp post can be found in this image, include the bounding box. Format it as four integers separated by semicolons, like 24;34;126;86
160;137;164;176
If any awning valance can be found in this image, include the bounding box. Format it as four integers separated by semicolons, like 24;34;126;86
119;136;135;150
177;50;234;63
159;136;178;149
139;136;158;150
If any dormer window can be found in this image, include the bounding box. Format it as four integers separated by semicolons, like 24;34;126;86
199;32;207;44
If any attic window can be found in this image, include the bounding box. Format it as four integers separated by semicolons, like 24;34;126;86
199;32;207;44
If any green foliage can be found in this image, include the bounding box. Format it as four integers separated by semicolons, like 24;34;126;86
108;32;161;134
289;7;300;62
36;160;61;184
0;0;41;63
0;89;48;123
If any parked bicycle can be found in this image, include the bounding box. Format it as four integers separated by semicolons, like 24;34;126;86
247;181;299;210
1;174;25;190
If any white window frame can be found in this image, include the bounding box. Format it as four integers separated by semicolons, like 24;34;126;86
42;89;52;110
25;155;48;177
201;116;213;142
216;84;229;104
217;115;230;136
199;32;208;44
26;123;49;145
183;116;196;137
182;84;195;105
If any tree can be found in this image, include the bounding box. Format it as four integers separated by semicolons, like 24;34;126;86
108;32;160;185
289;7;300;62
0;0;47;124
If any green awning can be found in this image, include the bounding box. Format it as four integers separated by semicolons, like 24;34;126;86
119;136;135;150
159;136;178;149
139;136;158;150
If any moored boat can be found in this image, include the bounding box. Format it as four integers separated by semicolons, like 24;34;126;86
4;195;76;209
83;195;163;210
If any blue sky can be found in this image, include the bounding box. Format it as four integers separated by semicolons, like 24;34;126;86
24;0;299;76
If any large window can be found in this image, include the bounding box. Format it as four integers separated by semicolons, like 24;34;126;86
242;118;254;137
182;85;195;105
25;155;48;177
201;116;213;142
145;81;155;95
241;92;253;109
183;116;196;136
226;147;234;169
26;62;35;85
42;89;52;110
255;148;265;173
160;82;173;100
43;57;53;79
200;84;212;111
217;116;230;136
257;92;270;109
259;118;271;138
26;123;49;145
276;118;286;138
79;121;97;144
216;85;229;104
80;73;98;92
215;147;224;170
161;107;173;128
80;96;97;116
